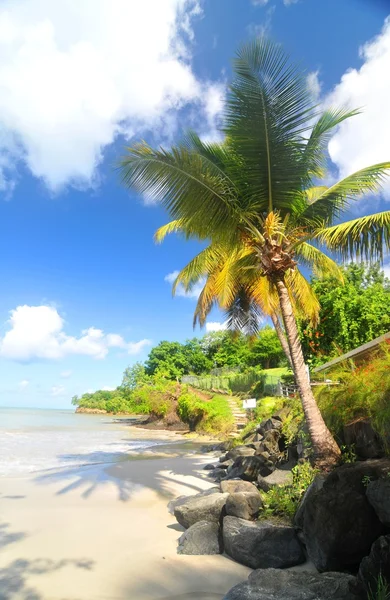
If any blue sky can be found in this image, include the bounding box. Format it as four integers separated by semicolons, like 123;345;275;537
0;0;389;408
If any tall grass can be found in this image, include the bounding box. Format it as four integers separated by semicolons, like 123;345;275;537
315;345;390;448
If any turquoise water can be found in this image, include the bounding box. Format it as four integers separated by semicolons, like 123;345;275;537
0;407;159;476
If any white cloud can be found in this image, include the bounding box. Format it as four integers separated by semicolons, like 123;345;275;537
102;386;116;391
18;379;29;389
0;0;222;192
205;321;227;332
283;0;299;5
307;71;321;102
327;17;390;199
60;370;72;379
164;270;205;299
51;385;66;397
251;0;269;6
0;305;151;362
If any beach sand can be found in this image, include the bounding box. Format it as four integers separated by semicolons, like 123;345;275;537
0;431;250;600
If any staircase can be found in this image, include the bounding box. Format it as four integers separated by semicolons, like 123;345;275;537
227;396;248;435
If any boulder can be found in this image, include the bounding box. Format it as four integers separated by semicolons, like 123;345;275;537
223;568;359;600
226;455;275;482
355;535;390;596
219;460;234;470
296;460;389;571
257;416;283;435
207;468;227;481
221;480;258;494
225;492;263;520
294;475;326;530
256;475;272;493
203;463;217;470
226;446;256;461
366;478;390;526
222;516;305;569
260;429;281;455
173;490;228;529
168;487;219;514
343;419;383;459
177;520;223;555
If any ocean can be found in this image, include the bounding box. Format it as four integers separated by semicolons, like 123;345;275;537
0;407;162;476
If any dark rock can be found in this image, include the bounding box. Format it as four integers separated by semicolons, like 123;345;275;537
297;460;389;572
219;460;234;470
344;419;384;459
247;441;264;453
225;455;275;482
225;492;263;520
366;478;390;526
177;520;223;555
258;417;282;435
173;490;228;529
203;463;217;470
223;568;360;600
208;468;227;481
355;535;390;596
226;446;256;461
222;516;305;569
294;475;326;530
261;429;281;455
221;480;258;494
256;475;272;493
219;453;229;463
242;428;257;441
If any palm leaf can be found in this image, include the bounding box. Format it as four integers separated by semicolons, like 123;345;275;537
225;37;318;214
318;211;390;260
299;163;390;225
295;242;344;280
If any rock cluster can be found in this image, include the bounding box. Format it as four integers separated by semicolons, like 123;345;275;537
168;413;390;600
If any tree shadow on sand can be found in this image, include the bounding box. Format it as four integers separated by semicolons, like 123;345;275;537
0;557;94;600
33;449;214;502
0;523;26;549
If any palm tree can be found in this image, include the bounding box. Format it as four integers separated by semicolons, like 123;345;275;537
119;39;390;467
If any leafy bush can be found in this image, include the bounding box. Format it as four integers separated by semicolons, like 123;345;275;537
260;462;318;521
315;345;390;448
177;392;234;434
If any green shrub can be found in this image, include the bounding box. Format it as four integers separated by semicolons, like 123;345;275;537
177;392;234;434
368;574;390;600
315;346;390;449
260;462;318;521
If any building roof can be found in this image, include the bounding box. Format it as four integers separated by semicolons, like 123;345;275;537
313;331;390;373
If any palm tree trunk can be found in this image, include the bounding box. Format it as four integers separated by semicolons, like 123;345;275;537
275;276;341;468
270;312;293;369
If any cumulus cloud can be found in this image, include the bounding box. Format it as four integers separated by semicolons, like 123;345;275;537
283;0;299;5
164;270;205;299
0;305;151;362
18;379;29;389
307;71;321;101
251;0;269;6
0;0;223;192
327;17;390;199
205;321;227;332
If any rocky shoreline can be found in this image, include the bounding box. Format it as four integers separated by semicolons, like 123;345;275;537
166;414;390;599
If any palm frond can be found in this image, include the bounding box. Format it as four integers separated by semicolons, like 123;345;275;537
154;219;184;244
318;211;390;261
224;288;263;337
285;268;320;324
299;163;390;225
225;37;318;214
295;242;344;280
302;108;360;178
119;142;241;242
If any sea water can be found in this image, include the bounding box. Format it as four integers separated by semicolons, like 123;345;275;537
0;407;160;476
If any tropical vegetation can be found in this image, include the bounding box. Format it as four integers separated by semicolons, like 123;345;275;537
120;38;390;467
300;262;390;366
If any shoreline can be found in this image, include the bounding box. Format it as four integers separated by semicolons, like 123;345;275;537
0;426;249;600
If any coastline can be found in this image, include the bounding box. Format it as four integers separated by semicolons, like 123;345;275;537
0;427;249;600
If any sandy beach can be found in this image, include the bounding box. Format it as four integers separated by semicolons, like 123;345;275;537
0;429;250;600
